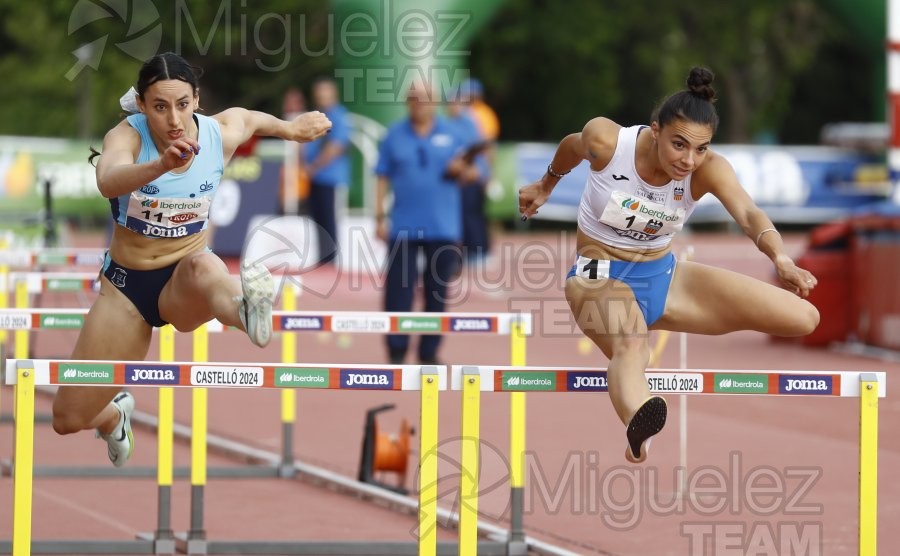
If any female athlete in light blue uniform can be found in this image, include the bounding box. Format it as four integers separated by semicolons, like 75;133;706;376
52;52;331;467
100;110;225;327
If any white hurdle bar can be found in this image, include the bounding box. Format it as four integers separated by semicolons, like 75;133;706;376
0;249;105;269
0;308;533;335
1;272;99;294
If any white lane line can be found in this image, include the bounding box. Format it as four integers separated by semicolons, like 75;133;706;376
33;486;138;535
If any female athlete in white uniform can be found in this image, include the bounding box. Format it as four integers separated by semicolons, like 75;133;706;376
518;67;819;463
51;52;332;467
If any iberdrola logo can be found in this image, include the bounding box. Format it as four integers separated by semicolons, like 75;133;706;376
621;198;641;211
141;199;159;208
66;0;162;81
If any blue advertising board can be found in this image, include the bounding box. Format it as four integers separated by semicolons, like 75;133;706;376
514;142;891;224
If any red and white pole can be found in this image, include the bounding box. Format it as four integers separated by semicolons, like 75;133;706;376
889;0;900;202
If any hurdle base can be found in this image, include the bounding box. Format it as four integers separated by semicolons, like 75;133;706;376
359;477;409;496
136;532;177;555
0;411;53;424
0;539;157;554
199;540;510;555
175;532;208;555
278;462;297;478
506;540;529;555
1;463;281;479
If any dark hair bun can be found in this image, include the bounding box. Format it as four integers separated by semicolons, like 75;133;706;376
686;66;716;102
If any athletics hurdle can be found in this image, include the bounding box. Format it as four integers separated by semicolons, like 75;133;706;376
179;309;532;553
0;238;8;346
0;307;531;481
0;307;538;552
450;365;886;556
4;358;446;556
0;248;105;270
2;272;98;295
0;246;103;343
0;298;191;552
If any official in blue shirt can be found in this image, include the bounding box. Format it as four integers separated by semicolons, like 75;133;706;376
304;78;352;265
374;82;482;364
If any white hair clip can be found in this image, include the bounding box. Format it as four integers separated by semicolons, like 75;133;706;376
119;86;140;113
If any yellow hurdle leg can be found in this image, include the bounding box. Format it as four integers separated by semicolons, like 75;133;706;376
509;321;527;543
14;280;28;359
458;366;481;556
0;259;8;345
509;321;527;488
192;324;209;488
418;367;440;556
858;373;879;556
280;283;297;473
12;361;36;556
190;323;209;541
157;325;175;540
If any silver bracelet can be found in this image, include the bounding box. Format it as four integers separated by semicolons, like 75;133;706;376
755;227;778;247
547;163;570;179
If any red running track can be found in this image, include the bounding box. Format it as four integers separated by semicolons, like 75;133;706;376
1;230;897;555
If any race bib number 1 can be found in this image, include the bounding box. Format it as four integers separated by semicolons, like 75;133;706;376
125;194;211;238
573;256;610;280
598;191;685;240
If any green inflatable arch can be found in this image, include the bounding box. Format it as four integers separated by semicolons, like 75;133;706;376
331;0;505;125
330;0;505;209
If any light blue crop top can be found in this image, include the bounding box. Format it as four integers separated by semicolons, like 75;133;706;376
109;113;224;238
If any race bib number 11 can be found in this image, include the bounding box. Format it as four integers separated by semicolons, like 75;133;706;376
125;194;211;238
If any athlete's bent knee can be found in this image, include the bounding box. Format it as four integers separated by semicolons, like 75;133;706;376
51;407;88;435
780;301;820;337
798;302;820;336
609;336;650;365
187;254;222;284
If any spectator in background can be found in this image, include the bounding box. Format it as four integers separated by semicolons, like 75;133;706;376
374;81;482;365
457;78;499;263
279;87;310;214
462;78;500;143
304;77;352;265
283;86;307;120
446;83;491;263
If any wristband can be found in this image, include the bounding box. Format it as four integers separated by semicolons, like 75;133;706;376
547;163;570;179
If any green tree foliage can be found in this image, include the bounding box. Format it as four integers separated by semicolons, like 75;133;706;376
469;0;866;143
0;0;332;139
156;1;333;116
653;0;826;142
461;0;626;140
0;0;883;144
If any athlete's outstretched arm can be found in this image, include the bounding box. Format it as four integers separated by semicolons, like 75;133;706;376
698;154;818;298
518;117;618;219
215;108;332;159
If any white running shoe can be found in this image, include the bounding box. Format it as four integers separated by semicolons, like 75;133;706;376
97;391;134;467
238;261;275;348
